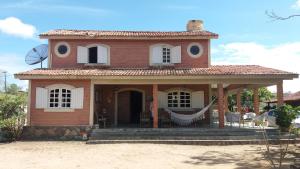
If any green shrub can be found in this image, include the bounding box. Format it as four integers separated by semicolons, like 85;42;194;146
0;93;27;141
0;114;25;141
0;93;26;120
274;105;299;131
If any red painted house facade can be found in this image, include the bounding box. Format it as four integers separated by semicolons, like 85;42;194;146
15;20;298;128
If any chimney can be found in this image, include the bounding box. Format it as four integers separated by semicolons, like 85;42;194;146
186;20;204;32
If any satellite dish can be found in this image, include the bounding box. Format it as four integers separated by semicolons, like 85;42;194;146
25;44;48;68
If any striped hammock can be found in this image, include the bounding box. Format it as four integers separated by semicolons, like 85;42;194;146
164;99;215;126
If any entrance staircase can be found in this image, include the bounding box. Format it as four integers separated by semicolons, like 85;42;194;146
87;128;299;145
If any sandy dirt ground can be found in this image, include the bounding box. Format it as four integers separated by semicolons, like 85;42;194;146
0;142;298;169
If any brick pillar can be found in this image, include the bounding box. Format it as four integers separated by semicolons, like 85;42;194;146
224;91;229;112
236;89;242;113
277;81;284;107
253;88;259;115
152;84;158;128
217;84;225;128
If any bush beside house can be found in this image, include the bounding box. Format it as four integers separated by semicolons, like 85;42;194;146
0;91;27;142
274;105;300;131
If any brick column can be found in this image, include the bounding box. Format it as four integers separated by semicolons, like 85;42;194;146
253;87;259;115
236;89;242;113
277;81;284;107
217;84;225;128
224;91;229;112
152;84;158;128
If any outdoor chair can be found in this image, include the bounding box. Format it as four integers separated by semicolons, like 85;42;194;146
95;111;109;128
159;110;172;128
242;112;256;127
225;112;241;128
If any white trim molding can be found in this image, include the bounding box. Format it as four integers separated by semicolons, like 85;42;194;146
27;80;31;125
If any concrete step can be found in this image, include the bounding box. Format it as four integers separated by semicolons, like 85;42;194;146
89;135;296;140
86;139;300;145
89;128;297;141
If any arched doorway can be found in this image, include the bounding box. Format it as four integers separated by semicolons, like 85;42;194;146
115;89;144;127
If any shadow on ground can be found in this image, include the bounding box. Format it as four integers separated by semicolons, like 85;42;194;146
183;144;300;169
183;149;268;169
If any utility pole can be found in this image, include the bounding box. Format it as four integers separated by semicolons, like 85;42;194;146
4;71;7;93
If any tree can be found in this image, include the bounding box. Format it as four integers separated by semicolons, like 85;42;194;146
6;84;22;95
227;87;274;112
266;10;300;21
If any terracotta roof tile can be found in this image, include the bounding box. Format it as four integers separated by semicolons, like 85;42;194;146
40;29;218;39
15;65;298;79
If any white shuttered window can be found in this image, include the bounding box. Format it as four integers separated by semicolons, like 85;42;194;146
35;85;84;110
151;44;181;65
77;45;109;64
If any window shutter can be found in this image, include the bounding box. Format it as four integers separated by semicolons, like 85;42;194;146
152;46;162;64
192;91;204;109
97;45;108;64
77;46;88;63
171;46;181;63
71;88;84;109
158;91;167;108
36;87;48;108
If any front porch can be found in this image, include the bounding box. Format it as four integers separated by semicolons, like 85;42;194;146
91;81;285;129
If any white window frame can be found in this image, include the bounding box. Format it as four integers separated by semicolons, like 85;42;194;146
45;84;75;112
54;41;71;58
162;46;171;64
187;42;204;58
49;88;72;108
149;44;174;66
167;89;192;110
85;44;110;65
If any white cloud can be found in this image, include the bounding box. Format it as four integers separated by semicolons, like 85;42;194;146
212;42;300;93
292;0;300;9
0;17;37;38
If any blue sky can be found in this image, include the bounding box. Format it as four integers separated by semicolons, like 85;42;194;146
0;0;299;92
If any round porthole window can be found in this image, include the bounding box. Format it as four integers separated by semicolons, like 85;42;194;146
187;43;204;58
55;42;70;58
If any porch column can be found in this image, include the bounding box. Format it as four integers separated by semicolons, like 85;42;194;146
277;81;284;106
253;87;259;115
217;84;225;128
224;91;229;113
152;84;158;128
236;89;242;113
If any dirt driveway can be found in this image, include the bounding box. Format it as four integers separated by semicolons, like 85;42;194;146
0;142;296;169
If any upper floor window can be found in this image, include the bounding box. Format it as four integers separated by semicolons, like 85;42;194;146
162;47;171;63
55;42;70;58
150;44;181;65
77;44;110;65
88;47;98;63
187;43;204;58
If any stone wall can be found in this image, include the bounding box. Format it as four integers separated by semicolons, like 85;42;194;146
21;126;92;141
0;129;8;142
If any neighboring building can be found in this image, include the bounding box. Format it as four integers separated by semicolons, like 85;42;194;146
15;20;298;129
267;91;300;107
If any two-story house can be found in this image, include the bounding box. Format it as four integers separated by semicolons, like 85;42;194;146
15;20;298;130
